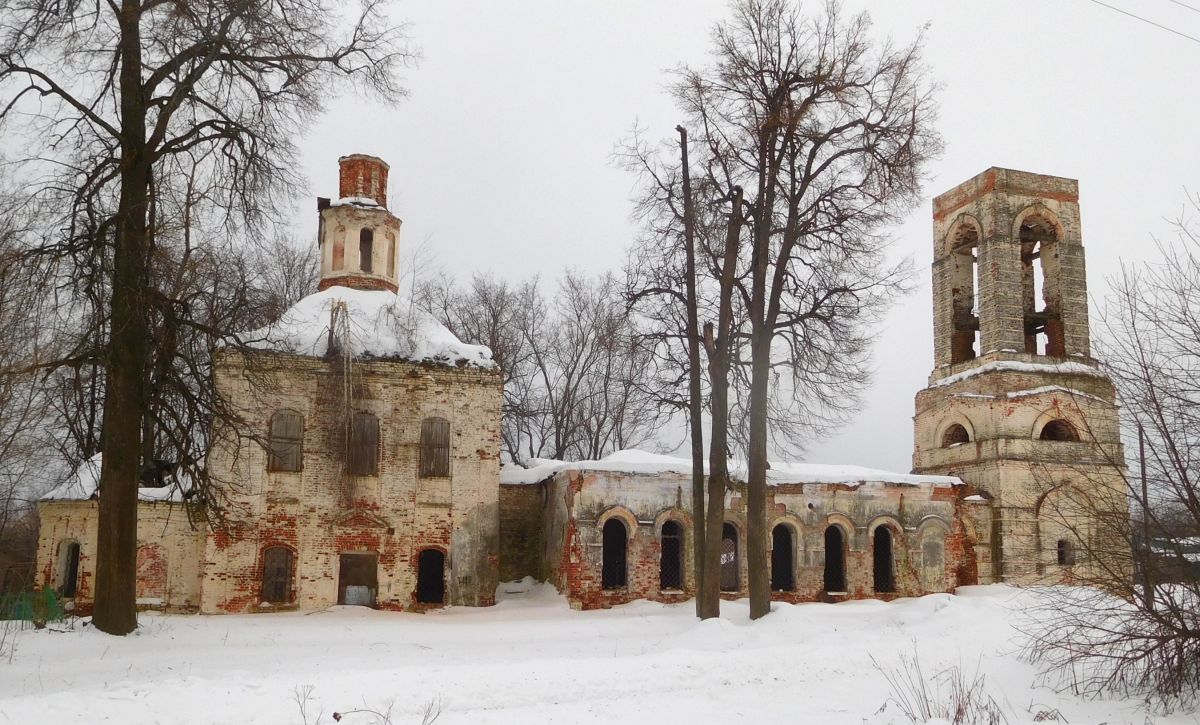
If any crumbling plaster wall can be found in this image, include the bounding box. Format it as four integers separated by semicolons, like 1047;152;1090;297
35;500;205;613
531;469;975;610
200;350;501;613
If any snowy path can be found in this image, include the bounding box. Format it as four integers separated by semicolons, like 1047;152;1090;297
0;584;1190;724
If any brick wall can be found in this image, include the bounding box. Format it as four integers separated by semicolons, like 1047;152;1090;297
538;468;975;610
338;154;390;208
498;483;547;582
35;500;206;613
200;350;502;613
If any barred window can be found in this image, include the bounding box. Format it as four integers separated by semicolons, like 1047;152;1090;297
268;410;303;472
262;546;294;604
420;418;451;478
348;412;379;476
660;520;683;590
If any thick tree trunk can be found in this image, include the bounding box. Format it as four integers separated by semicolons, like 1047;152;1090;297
704;337;729;620
746;145;776;620
746;323;771;620
93;0;149;636
676;126;707;617
700;186;743;620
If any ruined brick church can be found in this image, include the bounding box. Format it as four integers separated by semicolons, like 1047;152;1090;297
34;160;1127;613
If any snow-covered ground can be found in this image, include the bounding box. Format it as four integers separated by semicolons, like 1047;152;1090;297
0;584;1190;724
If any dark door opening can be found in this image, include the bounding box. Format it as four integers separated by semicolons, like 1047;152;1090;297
601;519;628;589
60;542;80;598
873;527;896;593
416;549;446;604
660;520;683;590
771;525;795;592
823;526;846;593
720;523;739;592
338;552;378;606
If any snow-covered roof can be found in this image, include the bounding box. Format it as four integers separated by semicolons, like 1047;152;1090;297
951;384;1109;403
932;360;1105;388
245;286;494;368
500;449;961;488
329;196;381;208
41;454;188;503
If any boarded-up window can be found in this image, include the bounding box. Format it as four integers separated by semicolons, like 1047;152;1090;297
348;412;379;476
420;417;451;477
268;410;303;472
262;547;294;604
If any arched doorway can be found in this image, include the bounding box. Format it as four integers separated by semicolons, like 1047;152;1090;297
823;526;846;593
417;549;446;604
660;520;683;590
873;526;896;593
720;523;739;592
602;519;628;589
771;525;795;592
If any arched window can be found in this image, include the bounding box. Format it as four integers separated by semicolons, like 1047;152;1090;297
416;549;446;604
56;540;81;598
1057;538;1076;566
941;423;970;447
420;417;451;478
873;526;896;594
660;520;683;590
262;546;294;604
948;223;980;364
268;410;303;471
720;522;740;592
601;519;628;590
348;412;379;475
1039;420;1079;442
771;524;795;592
1019;213;1064;356
823;526;846;593
359;228;374;273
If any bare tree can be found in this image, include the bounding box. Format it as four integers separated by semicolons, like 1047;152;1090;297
421;270;659;465
625;0;938;619
0;0;412;634
1023;195;1200;708
0;183;66;592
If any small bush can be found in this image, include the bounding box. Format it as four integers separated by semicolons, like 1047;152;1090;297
873;649;1008;725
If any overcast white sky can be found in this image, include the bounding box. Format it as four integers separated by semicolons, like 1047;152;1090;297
296;0;1200;473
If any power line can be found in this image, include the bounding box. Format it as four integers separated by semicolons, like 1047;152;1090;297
1167;0;1200;16
1085;0;1200;45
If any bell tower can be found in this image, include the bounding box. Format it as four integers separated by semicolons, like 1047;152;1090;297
317;154;402;293
912;168;1127;584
